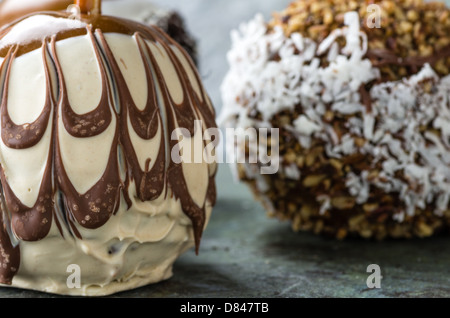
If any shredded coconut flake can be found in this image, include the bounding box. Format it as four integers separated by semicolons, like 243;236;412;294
293;115;321;136
220;11;450;219
284;164;301;180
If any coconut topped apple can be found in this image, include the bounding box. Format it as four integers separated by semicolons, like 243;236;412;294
0;0;217;296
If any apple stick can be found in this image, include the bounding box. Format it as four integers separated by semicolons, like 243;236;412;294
76;0;101;15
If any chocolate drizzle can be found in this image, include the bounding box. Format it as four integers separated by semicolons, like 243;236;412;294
366;44;450;70
1;44;53;149
359;44;450;114
52;28;121;229
0;12;217;284
58;31;112;139
97;31;166;204
145;26;218;250
0;203;19;284
0;43;54;242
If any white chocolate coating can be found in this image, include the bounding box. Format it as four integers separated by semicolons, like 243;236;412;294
13;194;212;296
0;14;216;296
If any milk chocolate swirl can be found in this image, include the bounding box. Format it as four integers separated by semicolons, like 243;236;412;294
0;12;217;284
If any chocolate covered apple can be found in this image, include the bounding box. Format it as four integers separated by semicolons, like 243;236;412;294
0;0;216;296
220;0;450;240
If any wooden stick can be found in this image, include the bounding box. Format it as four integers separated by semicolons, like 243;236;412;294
76;0;101;15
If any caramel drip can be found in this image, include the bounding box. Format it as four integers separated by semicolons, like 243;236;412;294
0;12;217;283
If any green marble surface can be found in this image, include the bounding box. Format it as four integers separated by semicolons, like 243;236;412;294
123;169;450;298
1;0;450;298
2;168;450;298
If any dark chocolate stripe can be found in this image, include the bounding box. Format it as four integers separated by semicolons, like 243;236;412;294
96;31;166;203
52;29;121;229
366;44;450;69
0;12;217;283
0;42;54;242
0;201;19;284
1;42;52;149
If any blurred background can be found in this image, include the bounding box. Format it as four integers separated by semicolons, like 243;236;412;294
149;0;293;115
